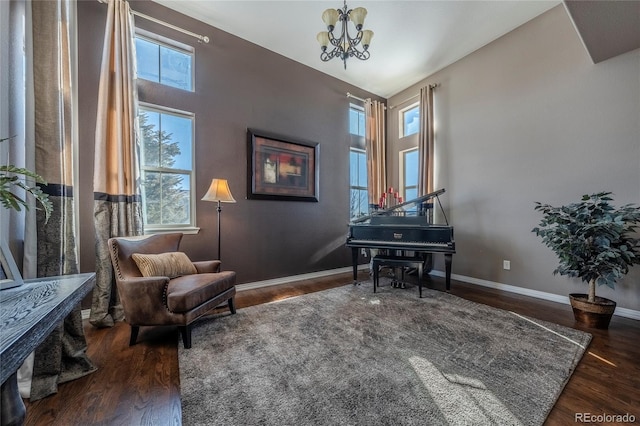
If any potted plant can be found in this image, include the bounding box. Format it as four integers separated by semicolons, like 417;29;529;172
532;192;640;329
1;136;52;222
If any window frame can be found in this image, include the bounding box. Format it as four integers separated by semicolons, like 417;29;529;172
399;102;420;138
400;147;418;210
135;28;195;92
349;104;366;137
349;147;368;220
138;102;197;233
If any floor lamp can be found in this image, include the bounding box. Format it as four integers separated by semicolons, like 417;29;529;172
202;178;236;262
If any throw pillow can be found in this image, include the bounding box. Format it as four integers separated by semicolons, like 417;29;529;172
131;252;197;278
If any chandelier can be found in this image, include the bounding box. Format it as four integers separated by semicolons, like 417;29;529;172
316;1;374;69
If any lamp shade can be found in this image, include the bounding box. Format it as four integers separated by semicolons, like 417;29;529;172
322;8;339;30
361;30;374;48
202;179;236;203
316;31;330;48
349;7;367;30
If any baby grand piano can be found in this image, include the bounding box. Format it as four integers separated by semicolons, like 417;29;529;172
346;188;455;291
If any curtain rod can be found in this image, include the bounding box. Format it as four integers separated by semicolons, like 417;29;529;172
97;0;210;44
389;84;439;109
346;92;366;103
346;93;387;110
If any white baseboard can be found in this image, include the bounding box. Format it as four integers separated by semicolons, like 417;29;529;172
81;265;639;322
237;265;369;292
430;270;640;321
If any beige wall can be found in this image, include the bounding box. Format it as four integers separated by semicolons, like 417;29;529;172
387;5;640;311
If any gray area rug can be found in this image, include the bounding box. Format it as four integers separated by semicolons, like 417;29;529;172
179;279;591;425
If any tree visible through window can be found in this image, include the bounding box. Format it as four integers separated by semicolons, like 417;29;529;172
139;106;194;228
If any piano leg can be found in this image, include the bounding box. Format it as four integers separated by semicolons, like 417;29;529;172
444;253;453;292
418;262;424;298
351;248;359;284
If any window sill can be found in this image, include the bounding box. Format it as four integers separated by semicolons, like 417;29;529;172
144;227;200;236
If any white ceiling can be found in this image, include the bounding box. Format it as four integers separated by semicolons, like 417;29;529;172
153;0;560;98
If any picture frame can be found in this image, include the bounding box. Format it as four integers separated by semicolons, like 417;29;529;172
0;239;23;290
247;129;319;202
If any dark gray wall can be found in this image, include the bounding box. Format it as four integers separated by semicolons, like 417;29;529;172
77;0;383;284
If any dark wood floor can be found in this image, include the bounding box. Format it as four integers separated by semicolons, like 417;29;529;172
24;271;640;425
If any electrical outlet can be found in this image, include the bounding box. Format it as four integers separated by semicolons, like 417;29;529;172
503;260;511;270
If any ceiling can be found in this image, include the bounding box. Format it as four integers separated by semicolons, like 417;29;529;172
153;1;561;98
563;0;640;64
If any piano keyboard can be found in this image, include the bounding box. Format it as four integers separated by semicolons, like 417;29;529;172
347;239;451;247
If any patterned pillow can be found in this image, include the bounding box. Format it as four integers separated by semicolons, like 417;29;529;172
131;252;197;278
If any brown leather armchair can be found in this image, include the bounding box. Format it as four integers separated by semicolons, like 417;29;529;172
107;233;236;349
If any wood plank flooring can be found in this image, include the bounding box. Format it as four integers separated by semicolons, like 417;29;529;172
24;271;640;425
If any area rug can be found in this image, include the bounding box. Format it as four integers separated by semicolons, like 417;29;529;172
179;279;591;426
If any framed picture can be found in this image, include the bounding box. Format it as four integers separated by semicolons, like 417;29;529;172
0;239;23;290
247;129;319;202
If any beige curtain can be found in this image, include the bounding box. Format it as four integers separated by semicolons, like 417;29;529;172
90;0;143;328
417;85;435;196
365;99;387;210
23;0;96;400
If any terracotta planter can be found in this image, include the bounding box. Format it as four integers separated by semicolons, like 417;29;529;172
569;293;616;329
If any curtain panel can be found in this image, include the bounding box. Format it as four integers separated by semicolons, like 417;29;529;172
417;85;435;197
89;0;144;328
365;99;387;210
26;0;96;400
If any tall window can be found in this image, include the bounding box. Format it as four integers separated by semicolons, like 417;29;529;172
349;103;367;219
135;30;194;91
401;148;418;212
139;104;195;230
399;103;419;138
135;29;197;232
350;148;368;219
349;105;365;136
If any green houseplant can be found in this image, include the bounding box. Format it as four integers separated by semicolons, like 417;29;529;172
1;137;52;222
532;192;640;329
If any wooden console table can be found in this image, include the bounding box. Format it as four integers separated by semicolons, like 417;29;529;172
0;273;95;426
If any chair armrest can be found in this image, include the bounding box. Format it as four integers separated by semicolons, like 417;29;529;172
115;276;170;324
193;260;221;273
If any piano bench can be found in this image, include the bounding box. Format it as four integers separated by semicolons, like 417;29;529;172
372;255;425;298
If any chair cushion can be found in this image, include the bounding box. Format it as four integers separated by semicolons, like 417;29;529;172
166;271;236;313
132;252;197;278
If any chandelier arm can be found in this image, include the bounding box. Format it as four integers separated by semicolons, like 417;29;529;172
351;31;363;45
328;12;348;53
327;30;342;48
349;49;370;60
320;49;341;62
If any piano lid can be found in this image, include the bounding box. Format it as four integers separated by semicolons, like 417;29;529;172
350;188;448;225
